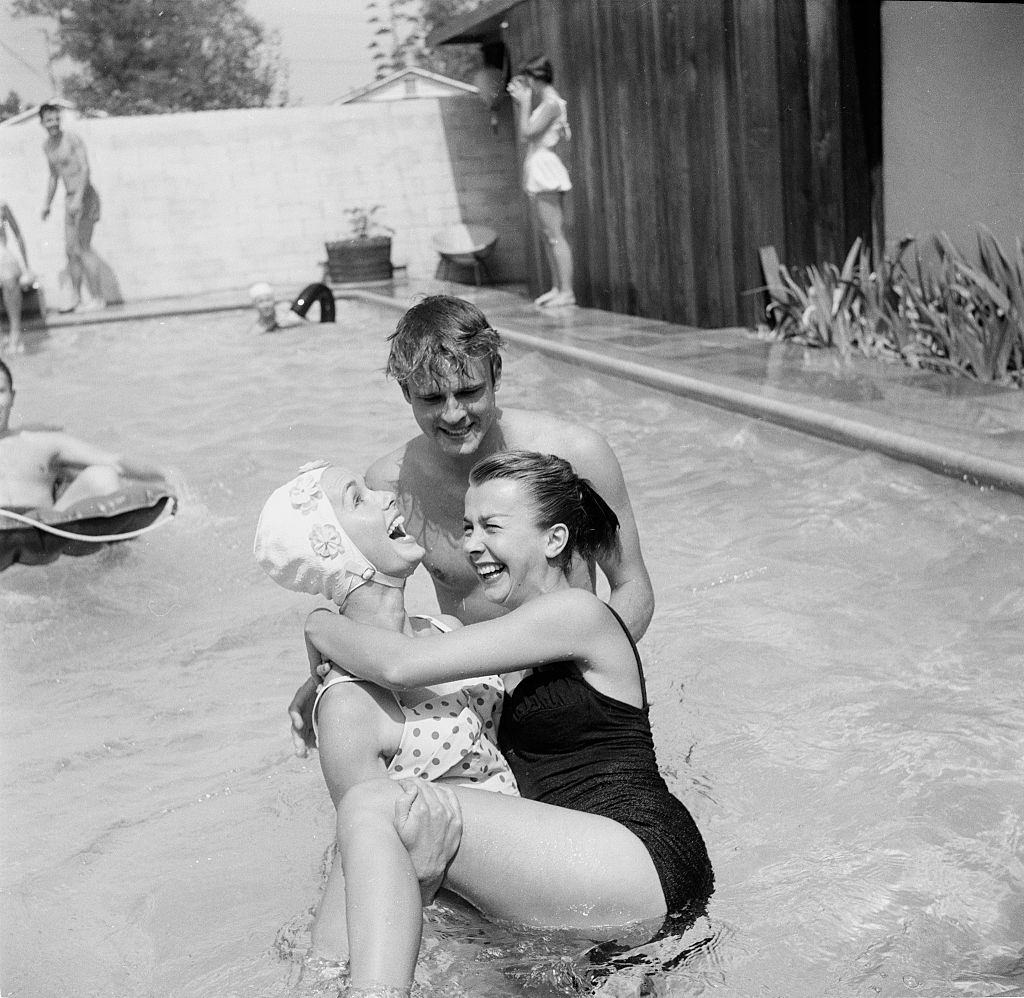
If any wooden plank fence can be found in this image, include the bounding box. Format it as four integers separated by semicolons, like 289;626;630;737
494;0;880;328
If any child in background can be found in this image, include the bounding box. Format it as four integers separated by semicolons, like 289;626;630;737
247;281;306;333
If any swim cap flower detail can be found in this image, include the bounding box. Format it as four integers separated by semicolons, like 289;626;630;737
289;472;323;513
255;462;407;608
309;522;343;559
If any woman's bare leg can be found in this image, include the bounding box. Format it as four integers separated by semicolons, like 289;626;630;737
445;787;664;929
0;276;23;352
310;681;400;962
531;194;560;305
534;192;575;306
337;779;429;991
337;780;667;991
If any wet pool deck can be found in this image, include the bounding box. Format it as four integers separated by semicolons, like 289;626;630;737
37;278;1024;498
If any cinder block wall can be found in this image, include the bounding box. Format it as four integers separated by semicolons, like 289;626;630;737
0;98;527;303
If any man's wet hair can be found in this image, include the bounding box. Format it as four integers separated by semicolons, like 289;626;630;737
38;103;61;119
386;295;502;389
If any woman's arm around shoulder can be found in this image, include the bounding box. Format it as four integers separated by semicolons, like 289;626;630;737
305;588;615;690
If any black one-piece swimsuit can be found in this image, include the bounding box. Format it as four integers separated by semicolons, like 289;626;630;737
497;605;714;915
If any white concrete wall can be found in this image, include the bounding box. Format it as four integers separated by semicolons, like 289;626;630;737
0;98;527;303
882;1;1024;256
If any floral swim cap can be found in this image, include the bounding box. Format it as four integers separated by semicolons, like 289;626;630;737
254;460;405;607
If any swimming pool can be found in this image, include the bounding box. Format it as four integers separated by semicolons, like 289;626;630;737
2;301;1021;997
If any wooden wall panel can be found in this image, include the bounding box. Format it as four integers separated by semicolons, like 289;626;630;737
776;0;816;267
730;0;786;324
488;0;876;328
654;0;697;324
685;0;737;324
806;0;845;264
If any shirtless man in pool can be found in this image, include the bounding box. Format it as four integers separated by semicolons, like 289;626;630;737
0;359;167;512
288;294;654;749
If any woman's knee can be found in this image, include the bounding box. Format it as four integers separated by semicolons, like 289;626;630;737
317;681;385;734
337;778;403;840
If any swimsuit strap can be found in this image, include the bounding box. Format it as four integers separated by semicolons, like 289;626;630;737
409;613;452;634
603;603;648;708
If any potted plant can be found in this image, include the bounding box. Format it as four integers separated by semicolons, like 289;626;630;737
324;206;395;284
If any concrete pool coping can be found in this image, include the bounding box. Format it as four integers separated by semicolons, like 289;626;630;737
36;280;1024;498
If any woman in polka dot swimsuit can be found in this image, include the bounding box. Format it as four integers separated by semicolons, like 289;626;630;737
312;630;515;795
254;462;518;971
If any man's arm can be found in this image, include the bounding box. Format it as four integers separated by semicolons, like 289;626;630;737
52;432;167;482
42;165;58;220
65;133;90;215
564;428;654;640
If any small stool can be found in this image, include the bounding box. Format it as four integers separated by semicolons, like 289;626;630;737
432;224;499;286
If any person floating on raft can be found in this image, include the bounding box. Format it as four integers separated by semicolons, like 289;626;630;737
248;281;335;334
0;357;175;568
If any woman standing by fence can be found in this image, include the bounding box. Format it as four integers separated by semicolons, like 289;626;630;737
509;55;576;308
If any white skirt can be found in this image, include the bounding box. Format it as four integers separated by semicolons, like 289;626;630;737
524;148;572;195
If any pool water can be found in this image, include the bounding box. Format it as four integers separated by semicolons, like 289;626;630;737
2;302;1022;997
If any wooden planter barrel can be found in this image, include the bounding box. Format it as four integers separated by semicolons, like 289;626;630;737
324;236;393;284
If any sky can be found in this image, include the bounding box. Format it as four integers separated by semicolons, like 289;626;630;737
0;0;378;107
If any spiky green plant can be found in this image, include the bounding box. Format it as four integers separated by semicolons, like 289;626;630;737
765;239;864;353
762;228;1024;387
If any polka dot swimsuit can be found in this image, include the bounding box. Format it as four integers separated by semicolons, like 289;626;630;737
312;615;519;796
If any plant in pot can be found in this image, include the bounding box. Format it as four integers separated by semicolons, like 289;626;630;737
324;206;395;284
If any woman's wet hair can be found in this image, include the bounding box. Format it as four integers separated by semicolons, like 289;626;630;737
520;55;554;84
469;450;620;569
386;295;502;389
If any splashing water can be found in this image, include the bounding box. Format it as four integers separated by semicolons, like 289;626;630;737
2;304;1022;997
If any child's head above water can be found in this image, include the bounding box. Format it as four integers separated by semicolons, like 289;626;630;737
254;461;420;607
249;281;274;304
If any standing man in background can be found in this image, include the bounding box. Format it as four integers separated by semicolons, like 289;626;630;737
40;103;104;312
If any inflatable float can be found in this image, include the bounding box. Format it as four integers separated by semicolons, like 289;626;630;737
0;482;178;571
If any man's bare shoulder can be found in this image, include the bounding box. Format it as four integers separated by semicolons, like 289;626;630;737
365;436;433;490
365;445;403;490
499;407;612;462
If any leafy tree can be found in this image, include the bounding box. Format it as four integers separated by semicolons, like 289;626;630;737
0;91;26;122
11;0;287;115
367;0;480;82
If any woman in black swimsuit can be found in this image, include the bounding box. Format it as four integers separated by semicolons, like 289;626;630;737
303;450;713;996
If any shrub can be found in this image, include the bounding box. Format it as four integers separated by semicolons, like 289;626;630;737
762;227;1024;387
